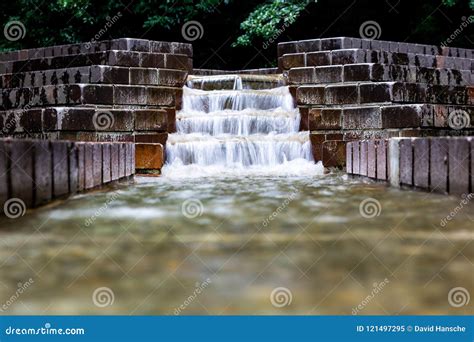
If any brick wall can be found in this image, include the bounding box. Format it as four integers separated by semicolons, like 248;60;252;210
0;138;135;215
0;38;192;146
279;37;474;168
346;137;473;195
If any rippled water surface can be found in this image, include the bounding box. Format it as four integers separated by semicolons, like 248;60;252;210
0;173;473;315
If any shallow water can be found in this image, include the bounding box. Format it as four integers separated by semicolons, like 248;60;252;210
0;172;473;315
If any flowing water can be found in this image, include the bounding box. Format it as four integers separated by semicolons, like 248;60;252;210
0;75;472;315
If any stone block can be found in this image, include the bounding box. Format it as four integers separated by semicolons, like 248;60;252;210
367;140;376;178
449;138;470;195
52;141;69;197
376;140;388;181
346;142;353;173
135;143;164;170
68;142;78;194
342;107;381;129
353;141;360;174
359;83;392;103
306;52;331;66
134;109;168;131
84;143;94;189
92;144;103;187
288;67;316;84
413;138;429;189
102;143;112;183
111;144;119;181
360;141;368;176
281;53;305;69
296;86;325;105
33;141;52;206
0;141;8;208
119;143;126;178
399;139;413;186
322;140;346;168
77;143;85;192
325;84;358;105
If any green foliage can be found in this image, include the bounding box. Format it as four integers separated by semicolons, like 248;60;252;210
233;0;313;47
443;0;474;9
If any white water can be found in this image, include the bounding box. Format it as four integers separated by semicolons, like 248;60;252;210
163;75;323;177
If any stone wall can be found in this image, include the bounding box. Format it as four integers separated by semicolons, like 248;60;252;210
278;37;474;167
0;38;192;147
0;138;134;215
346;137;473;195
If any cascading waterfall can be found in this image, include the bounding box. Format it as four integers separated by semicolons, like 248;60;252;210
162;74;323;176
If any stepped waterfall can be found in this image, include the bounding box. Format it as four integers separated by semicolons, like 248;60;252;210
162;74;323;177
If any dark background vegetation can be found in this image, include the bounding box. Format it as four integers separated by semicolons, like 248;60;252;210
1;0;473;69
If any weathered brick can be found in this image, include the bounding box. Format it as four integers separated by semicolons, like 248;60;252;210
360;141;368;176
111;144;119;181
376;140;387;180
296;39;321;53
413;138;429;189
399;139;413;186
113;85;147;105
52;141;69;197
281;53;305;69
119;143;126;178
9;140;34;207
84;143;94;189
135;143;164;170
346;142;353;173
306;52;331;66
322;140;346;168
102;143;111;183
325;84;358;105
381;105;421;128
309;133;324;161
288;67;316;84
343;107;381;129
77;143;85;191
296;86;325;105
449;138;470;195
360;83;392;103
125;143;133;176
299;107;309;131
309;108;341;130
147;87;176;106
33;141;52;206
92;144;102;187
367;140;376;178
315;66;343;83
68;142;78;194
353;141;360;174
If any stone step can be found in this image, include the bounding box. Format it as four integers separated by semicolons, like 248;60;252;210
0;38;192;62
278;37;473;59
289;63;472;86
280;49;472;71
0;50;191;75
0;84;182;110
0;66;187;89
299;104;473;131
0;106;176;135
296;82;473;106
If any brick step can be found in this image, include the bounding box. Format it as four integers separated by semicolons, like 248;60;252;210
0;50;191;75
296;82;473;106
0;38;192;62
299;104;474;131
0;84;182;110
0;106;176;135
278;37;473;59
280;49;472;71
0;66;187;89
289;63;472;86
